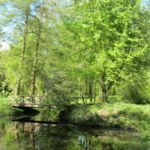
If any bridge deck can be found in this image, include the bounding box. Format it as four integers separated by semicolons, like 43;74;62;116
9;95;83;108
10;103;46;108
9;96;46;108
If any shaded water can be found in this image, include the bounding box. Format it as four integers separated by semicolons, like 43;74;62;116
0;117;150;150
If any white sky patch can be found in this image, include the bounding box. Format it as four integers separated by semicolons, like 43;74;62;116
0;41;10;51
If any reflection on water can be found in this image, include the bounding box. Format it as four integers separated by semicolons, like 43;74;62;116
0;117;150;150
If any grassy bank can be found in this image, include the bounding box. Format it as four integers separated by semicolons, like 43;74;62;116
62;102;150;131
0;97;23;115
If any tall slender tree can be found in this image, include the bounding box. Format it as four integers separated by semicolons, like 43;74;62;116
15;0;32;96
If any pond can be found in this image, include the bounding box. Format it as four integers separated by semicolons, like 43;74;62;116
0;116;149;150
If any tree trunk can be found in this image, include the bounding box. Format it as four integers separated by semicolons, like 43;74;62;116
15;5;30;96
93;80;96;103
30;41;39;95
100;74;108;103
85;75;88;104
101;86;108;102
89;81;93;103
30;1;44;95
79;78;84;104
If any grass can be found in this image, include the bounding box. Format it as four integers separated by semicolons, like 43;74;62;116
64;102;150;131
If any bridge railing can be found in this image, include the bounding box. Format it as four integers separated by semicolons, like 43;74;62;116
9;96;45;105
70;96;101;104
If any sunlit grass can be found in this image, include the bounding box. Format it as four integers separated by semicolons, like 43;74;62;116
67;102;150;131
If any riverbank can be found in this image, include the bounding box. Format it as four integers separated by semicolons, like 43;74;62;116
60;102;150;131
1;96;150;131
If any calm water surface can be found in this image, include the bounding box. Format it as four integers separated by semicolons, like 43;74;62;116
0;117;149;150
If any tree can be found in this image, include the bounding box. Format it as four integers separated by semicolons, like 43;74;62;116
0;0;64;96
1;0;150;105
30;0;44;95
62;0;150;102
15;0;32;96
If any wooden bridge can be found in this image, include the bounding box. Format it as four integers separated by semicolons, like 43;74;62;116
9;95;98;108
9;96;49;108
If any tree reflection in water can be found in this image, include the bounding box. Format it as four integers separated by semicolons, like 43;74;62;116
0;118;150;150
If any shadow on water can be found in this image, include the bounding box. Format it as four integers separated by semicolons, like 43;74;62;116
14;107;40;116
0;117;150;150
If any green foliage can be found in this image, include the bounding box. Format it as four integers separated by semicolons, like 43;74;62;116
0;0;150;104
0;97;23;115
61;0;150;103
37;107;59;122
44;71;78;107
0;52;10;96
115;72;150;104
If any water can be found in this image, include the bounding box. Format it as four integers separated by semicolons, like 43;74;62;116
0;117;150;150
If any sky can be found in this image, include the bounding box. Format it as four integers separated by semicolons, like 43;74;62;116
0;41;10;51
